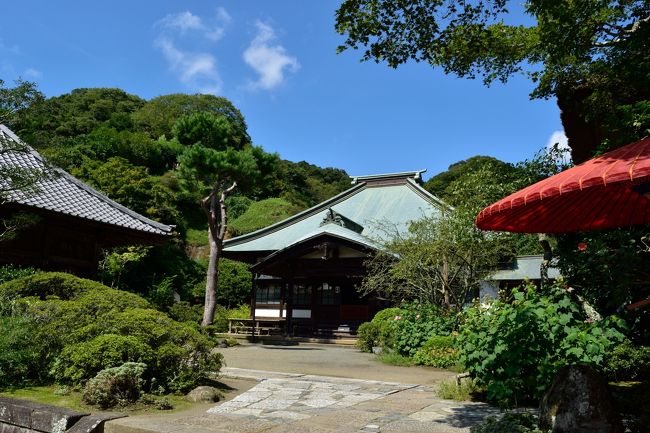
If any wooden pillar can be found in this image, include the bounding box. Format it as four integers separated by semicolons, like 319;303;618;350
250;273;258;339
286;279;294;337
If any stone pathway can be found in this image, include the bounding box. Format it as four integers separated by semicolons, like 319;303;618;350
106;368;505;433
208;371;417;421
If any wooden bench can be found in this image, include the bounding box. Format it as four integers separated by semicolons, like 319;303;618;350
228;318;285;336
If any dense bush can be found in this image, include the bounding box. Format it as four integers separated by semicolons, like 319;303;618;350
0;317;50;389
413;335;458;368
470;413;546;433
603;340;650;381
391;302;459;357
0;272;110;314
52;335;154;384
356;307;402;352
82;362;146;409
458;284;626;405
167;301;203;324
0;272;222;394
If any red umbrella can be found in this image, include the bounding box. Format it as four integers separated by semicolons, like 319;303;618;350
476;136;650;233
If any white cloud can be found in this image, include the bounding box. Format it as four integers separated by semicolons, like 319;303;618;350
205;8;232;41
243;21;299;90
157;9;231;41
22;68;42;80
154;8;233;94
546;130;570;152
158;11;204;33
156;38;222;94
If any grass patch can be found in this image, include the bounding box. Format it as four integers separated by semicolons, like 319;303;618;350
377;352;413;366
0;386;194;415
185;228;208;247
436;378;482;401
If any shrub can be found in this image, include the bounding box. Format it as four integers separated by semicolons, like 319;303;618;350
0;265;37;285
0;272;108;310
0;317;50;389
356;307;403;352
470;413;546;433
392;302;459;357
458;284;626;406
52;334;154;384
213;304;250;332
1;272;221;393
167;301;203;323
357;321;381;352
82;362;146;409
437;378;481;401
413;335;459;368
603;340;650;381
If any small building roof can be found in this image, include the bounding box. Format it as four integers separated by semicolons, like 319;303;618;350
0;125;173;237
489;255;561;281
224;170;447;261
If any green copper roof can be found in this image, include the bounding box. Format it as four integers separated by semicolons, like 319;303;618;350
224;173;446;255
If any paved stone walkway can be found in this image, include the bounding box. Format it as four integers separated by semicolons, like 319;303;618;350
107;368;503;433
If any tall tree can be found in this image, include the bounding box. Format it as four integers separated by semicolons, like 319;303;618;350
175;112;277;325
363;207;510;308
335;0;650;163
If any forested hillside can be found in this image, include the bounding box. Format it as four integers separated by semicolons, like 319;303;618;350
10;88;350;307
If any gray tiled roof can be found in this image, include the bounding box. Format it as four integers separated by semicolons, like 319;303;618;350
0;125;173;236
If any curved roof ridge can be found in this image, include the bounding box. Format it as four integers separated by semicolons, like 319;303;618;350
224;181;367;247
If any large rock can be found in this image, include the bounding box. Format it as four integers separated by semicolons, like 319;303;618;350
185;386;221;403
539;365;623;433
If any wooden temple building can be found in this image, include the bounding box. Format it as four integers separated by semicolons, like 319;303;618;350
223;170;446;336
0;125;173;276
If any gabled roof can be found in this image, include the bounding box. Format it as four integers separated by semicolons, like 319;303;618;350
0;125;173;237
224;170;447;259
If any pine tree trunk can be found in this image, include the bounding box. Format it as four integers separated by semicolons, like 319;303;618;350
201;182;236;327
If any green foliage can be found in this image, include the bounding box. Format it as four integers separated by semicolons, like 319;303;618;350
17;88;145;147
437;378;481;401
0;78;43;127
148;277;176;310
335;0;650;161
470;413;546;433
555;227;650;343
131;93;249;144
0;317;50;389
1;272;221;393
82;362;146;409
362;209;511;308
356;322;382;353
52;335;154;384
173;112;244;151
423;156;518;203
413;335;458;368
0;265;37;285
72;157;179;222
229;198;302;236
458;284;626;406
356;307;403;352
0;272;112;315
391;302;459;357
213;304;251;333
376;352;413;366
167;301;203;324
216;259;252;308
603;341;650;382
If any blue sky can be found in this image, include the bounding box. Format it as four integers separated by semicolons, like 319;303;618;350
0;1;566;180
